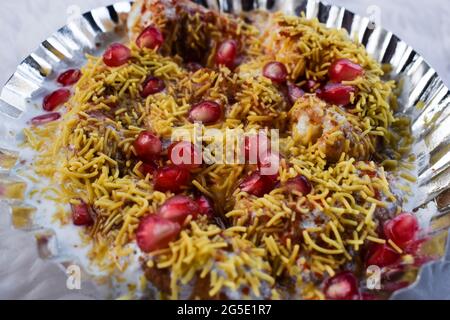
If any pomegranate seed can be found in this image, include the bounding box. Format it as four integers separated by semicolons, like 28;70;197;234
141;76;165;98
154;165;191;193
57;69;82;86
136;26;164;49
258;152;280;180
139;161;157;177
188;101;222;125
287;82;304;104
216;39;237;68
383;213;419;249
366;243;401;268
317;83;355;106
157;195;199;224
285;175;312;195
43;89;71;111
133;131;162;161
324;271;360;300
103;43;131;67
136;215;181;252
262;61;288;84
195;195;215;218
244;133;270;163
185;62;203;72
168;141;202;170
30;112;61;126
329;58;364;83
70;200;93;226
303;80;319;92
239;172;276;197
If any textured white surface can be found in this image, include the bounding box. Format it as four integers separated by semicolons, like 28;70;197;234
0;0;449;86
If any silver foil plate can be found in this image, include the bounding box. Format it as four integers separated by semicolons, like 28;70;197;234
0;0;449;299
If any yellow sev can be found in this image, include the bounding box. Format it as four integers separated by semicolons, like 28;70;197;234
146;220;275;299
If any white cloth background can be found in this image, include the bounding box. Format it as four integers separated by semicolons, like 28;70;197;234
0;0;449;86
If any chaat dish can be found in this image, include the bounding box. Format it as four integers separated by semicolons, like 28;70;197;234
22;0;429;299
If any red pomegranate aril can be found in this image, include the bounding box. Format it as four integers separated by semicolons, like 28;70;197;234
239;172;276;197
262;61;288;84
133;131;162;160
329;58;364;83
136;26;164;49
285;175;312;195
154;165;191;193
324;271;360;300
317;83;355;106
103;43;131;67
136;215;181;252
30;112;61;126
43;89;71;111
57;69;82;86
243;136;254;162
141;76;165;98
71;201;93;226
258;152;280;180
384;213;419;249
195;195;215;218
157;195;200;224
287;82;304;104
244;133;270;163
168;141;202;170
216;39;238;68
188;101;222;125
405;238;426;255
366;243;401;268
139;161;157;177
